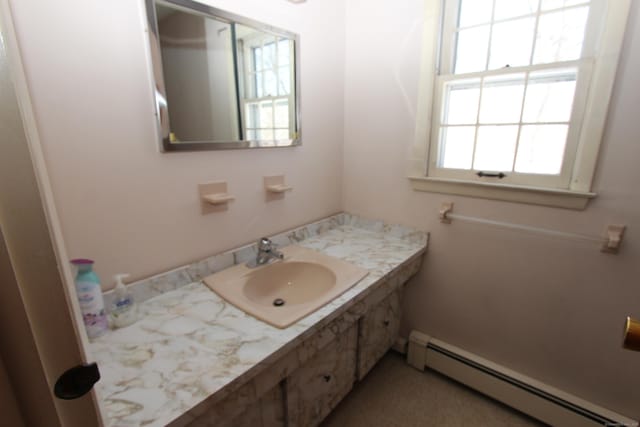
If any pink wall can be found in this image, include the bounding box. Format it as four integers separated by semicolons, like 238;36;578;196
10;0;640;419
343;0;640;419
9;0;346;288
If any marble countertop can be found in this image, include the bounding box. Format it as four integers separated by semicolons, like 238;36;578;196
91;216;427;426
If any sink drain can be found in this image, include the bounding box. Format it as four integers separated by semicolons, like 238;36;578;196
273;298;285;307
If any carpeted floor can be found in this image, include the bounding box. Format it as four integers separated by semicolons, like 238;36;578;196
321;351;546;427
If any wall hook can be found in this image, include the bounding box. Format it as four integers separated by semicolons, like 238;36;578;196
439;202;453;224
602;224;626;254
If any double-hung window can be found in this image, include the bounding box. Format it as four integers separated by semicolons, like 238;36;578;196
412;0;630;208
237;30;295;143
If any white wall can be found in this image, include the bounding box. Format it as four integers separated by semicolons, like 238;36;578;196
9;0;346;288
159;12;239;141
343;0;640;419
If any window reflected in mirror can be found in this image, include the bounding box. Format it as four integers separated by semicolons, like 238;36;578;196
236;25;296;144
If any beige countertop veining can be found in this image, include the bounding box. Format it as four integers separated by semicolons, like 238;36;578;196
90;215;428;427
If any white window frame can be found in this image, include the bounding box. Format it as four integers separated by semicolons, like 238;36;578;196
409;0;631;209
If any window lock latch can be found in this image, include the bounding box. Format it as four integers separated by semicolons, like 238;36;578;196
477;171;506;179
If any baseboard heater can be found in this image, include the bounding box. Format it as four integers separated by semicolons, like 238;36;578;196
407;331;638;427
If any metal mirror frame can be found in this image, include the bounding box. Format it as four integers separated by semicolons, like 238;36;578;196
145;0;302;151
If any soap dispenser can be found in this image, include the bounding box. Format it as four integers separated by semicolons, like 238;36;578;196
110;274;137;328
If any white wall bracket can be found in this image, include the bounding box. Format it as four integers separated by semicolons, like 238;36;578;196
439;202;453;224
601;225;625;254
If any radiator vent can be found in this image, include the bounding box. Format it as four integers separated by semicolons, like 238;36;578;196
407;331;638;427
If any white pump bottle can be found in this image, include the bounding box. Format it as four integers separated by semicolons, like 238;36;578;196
110;274;138;328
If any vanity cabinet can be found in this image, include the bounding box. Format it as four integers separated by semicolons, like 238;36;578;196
226;384;286;427
357;287;403;380
287;323;358;427
220;403;262;427
188;382;285;427
186;286;407;427
187;290;403;427
259;383;287;427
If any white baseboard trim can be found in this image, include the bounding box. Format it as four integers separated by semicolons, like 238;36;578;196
407;331;638;427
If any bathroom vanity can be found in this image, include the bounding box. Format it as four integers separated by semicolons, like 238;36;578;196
92;213;428;426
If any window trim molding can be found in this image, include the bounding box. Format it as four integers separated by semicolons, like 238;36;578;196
409;176;595;210
408;0;632;209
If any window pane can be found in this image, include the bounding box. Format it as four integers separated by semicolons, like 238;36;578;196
258;129;274;140
259;101;273;128
533;6;589;64
474;125;519;171
255;129;273;141
255;72;263;98
264;70;277;97
488;17;535;69
494;0;539;20
479;74;526;124
523;68;577;122
442;79;480;125
246;129;257;140
253;47;262;72
245;102;259;128
540;0;588;11
515;125;568;173
275;100;289;128
262;41;276;70
278;66;291;96
458;0;493;28
454;26;490;74
278;40;290;66
440;126;475;169
275;129;289;140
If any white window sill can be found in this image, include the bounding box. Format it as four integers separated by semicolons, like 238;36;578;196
408;176;596;210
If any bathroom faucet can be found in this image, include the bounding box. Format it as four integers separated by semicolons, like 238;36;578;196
247;237;284;268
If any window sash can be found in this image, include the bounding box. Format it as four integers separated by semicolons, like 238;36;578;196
428;59;593;189
238;34;295;141
440;0;605;76
429;0;604;189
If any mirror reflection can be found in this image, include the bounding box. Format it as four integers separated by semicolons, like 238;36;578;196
236;24;295;142
147;0;300;151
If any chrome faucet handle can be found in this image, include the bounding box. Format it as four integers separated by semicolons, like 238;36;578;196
247;237;283;268
258;237;273;252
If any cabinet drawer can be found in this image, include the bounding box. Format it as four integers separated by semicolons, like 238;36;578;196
187;381;285;427
357;287;402;380
287;323;358;427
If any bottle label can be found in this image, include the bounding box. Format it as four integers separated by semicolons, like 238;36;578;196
115;297;132;308
76;280;108;338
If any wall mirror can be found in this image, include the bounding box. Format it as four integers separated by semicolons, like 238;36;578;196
145;0;301;151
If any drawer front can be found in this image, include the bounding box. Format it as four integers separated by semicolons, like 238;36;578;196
225;383;285;427
260;383;286;427
188;381;285;427
357;287;402;380
222;402;262;427
287;323;358;427
187;379;256;427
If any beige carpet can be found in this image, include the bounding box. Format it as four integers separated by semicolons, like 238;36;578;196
321;351;546;427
